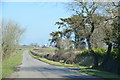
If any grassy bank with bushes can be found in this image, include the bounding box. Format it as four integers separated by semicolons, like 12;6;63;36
2;50;24;78
29;50;120;79
29;51;86;68
76;48;119;73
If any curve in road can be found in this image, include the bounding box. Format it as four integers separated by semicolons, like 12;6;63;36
9;50;101;79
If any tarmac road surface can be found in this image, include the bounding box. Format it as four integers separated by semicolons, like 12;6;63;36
9;50;102;79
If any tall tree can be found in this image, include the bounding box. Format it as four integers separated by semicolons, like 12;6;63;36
68;2;101;68
99;2;119;70
67;1;119;68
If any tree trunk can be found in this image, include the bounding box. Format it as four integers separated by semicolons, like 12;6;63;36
91;50;98;68
117;53;120;74
100;42;112;68
117;46;120;74
75;34;79;49
87;38;92;49
87;38;98;69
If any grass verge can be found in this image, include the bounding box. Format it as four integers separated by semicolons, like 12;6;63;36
2;50;24;78
30;51;120;79
79;69;120;79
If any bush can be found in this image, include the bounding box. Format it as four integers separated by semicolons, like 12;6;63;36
75;48;119;74
75;48;107;67
2;20;25;60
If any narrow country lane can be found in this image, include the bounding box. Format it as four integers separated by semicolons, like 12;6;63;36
9;50;102;79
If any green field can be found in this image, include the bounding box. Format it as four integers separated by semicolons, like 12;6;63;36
32;48;56;55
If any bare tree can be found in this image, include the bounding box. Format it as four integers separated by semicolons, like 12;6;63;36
2;20;25;59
